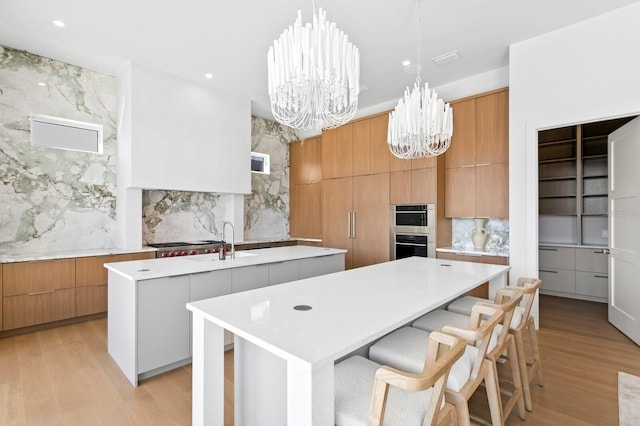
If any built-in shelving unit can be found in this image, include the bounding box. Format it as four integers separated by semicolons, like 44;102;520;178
538;117;635;245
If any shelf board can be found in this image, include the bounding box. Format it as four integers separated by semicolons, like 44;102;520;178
582;135;608;141
583;193;608;197
539;176;577;181
582;213;608;217
583;154;607;160
539;195;577;199
538;213;578;217
538;139;576;147
539;157;577;164
583;174;608;179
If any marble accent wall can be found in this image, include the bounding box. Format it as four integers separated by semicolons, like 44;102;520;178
141;116;297;243
244;117;297;241
0;45;117;255
452;218;509;254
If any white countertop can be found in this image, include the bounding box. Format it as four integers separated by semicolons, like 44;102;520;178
104;245;346;281
0;246;157;264
187;256;510;368
436;247;509;257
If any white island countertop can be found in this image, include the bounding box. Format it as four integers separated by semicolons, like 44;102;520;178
104;245;346;281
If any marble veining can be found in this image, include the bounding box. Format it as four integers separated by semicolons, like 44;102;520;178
0;45;117;255
244;116;297;241
452;218;509;253
619;371;640;426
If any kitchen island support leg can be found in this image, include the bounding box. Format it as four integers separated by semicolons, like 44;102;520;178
192;312;224;426
287;360;334;426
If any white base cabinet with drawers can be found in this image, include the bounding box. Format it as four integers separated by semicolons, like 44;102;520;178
108;251;345;386
539;245;609;302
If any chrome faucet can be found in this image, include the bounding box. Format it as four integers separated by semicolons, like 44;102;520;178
222;221;235;259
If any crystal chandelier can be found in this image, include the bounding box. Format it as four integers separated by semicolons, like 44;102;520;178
267;1;360;131
387;0;453;159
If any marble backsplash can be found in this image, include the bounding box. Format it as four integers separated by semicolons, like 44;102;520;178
0;45;117;254
452;218;509;253
141;116;297;243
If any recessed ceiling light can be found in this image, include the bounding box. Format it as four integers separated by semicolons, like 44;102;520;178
37;82;46;87
205;73;213;79
402;60;411;67
432;50;462;67
52;20;65;28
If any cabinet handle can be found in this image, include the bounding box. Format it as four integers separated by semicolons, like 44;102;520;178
594;274;608;279
28;289;55;296
347;212;352;239
539;248;558;251
593;250;604;254
96;283;108;287
476;163;491;167
352;212;356;239
460;164;475;168
539;269;558;274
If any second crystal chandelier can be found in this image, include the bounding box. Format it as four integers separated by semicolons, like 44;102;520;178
387;0;453;159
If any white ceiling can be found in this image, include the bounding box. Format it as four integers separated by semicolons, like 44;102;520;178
1;0;637;121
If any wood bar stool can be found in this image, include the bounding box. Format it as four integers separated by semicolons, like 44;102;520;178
368;304;506;426
412;288;527;424
334;331;466;426
447;277;544;411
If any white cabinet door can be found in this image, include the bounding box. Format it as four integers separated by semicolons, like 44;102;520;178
268;260;299;286
138;276;190;374
299;257;324;280
539;247;575;269
539;269;576;293
232;265;269;293
576;271;608;298
190;270;233;346
323;253;345;274
575;248;608;274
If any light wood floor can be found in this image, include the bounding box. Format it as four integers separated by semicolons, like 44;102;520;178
1;295;639;425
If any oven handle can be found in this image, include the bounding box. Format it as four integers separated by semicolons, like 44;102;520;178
395;211;428;214
395;242;428;247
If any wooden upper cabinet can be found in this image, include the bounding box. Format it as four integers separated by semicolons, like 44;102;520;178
445;99;476;168
389;170;412;205
291;137;322;185
476;162;509;218
290;140;302;185
445;167;476;218
370;114;390;174
0;264;3;330
322;125;353;179
3;258;75;296
411;168;436;204
352;119;371;176
411;156;436;170
290;182;322;239
476;90;509;165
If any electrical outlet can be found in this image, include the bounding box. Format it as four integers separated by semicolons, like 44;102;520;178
601;229;608;238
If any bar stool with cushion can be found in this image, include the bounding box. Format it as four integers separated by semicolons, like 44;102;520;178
334;331;466;426
412;287;527;424
368;304;506;426
446;277;543;411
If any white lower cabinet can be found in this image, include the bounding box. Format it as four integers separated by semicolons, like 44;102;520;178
268;260;300;285
232;264;269;292
138;276;190;374
190;270;233;346
323;253;345;274
539;245;608;302
299;257;324;279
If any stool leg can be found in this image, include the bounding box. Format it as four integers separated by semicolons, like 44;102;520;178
507;337;527;420
513;328;533;411
484;361;504;426
527;317;544;387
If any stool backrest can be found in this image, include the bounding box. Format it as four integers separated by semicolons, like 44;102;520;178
514;277;542;324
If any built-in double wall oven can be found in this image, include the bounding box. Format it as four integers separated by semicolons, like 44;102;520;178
390;204;436;260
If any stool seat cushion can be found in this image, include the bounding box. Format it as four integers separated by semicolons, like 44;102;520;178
412;309;499;352
335;355;434;426
369;327;478;393
447;296;525;329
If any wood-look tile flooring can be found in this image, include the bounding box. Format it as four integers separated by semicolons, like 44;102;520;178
1;295;639;425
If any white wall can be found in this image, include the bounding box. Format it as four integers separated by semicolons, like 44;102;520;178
126;63;252;194
509;3;640;317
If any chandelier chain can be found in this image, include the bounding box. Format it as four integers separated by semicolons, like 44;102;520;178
416;0;421;85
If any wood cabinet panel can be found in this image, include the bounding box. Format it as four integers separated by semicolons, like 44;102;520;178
290;182;322;239
476;162;509;218
291;137;322;185
0;264;2;331
411;156;436;170
389;170;412;205
445;167;476;218
322;125;353;179
436;251;508;265
352;174;390;268
290;139;302;185
3;288;75;330
445;99;476;168
322;177;353;269
76;285;107;316
352;119;371;176
411;168;436;204
370;114;390;174
132;252;156;260
76;254;132;287
3;259;75;296
476;90;509;164
389;155;412;172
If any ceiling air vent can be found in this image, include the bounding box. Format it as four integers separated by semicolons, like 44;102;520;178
30;114;103;154
432;50;462;67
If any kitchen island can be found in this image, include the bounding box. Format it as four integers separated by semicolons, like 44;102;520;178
187;256;510;426
105;245;345;386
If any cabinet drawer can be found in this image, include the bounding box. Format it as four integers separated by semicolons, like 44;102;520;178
539;268;575;293
3;288;76;330
231;265;269;293
76;284;107;316
269;260;299;286
539;246;575;270
299;257;325;279
3;259;75;296
575;271;608;298
575;248;609;274
190;270;232;301
76;254;132;287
